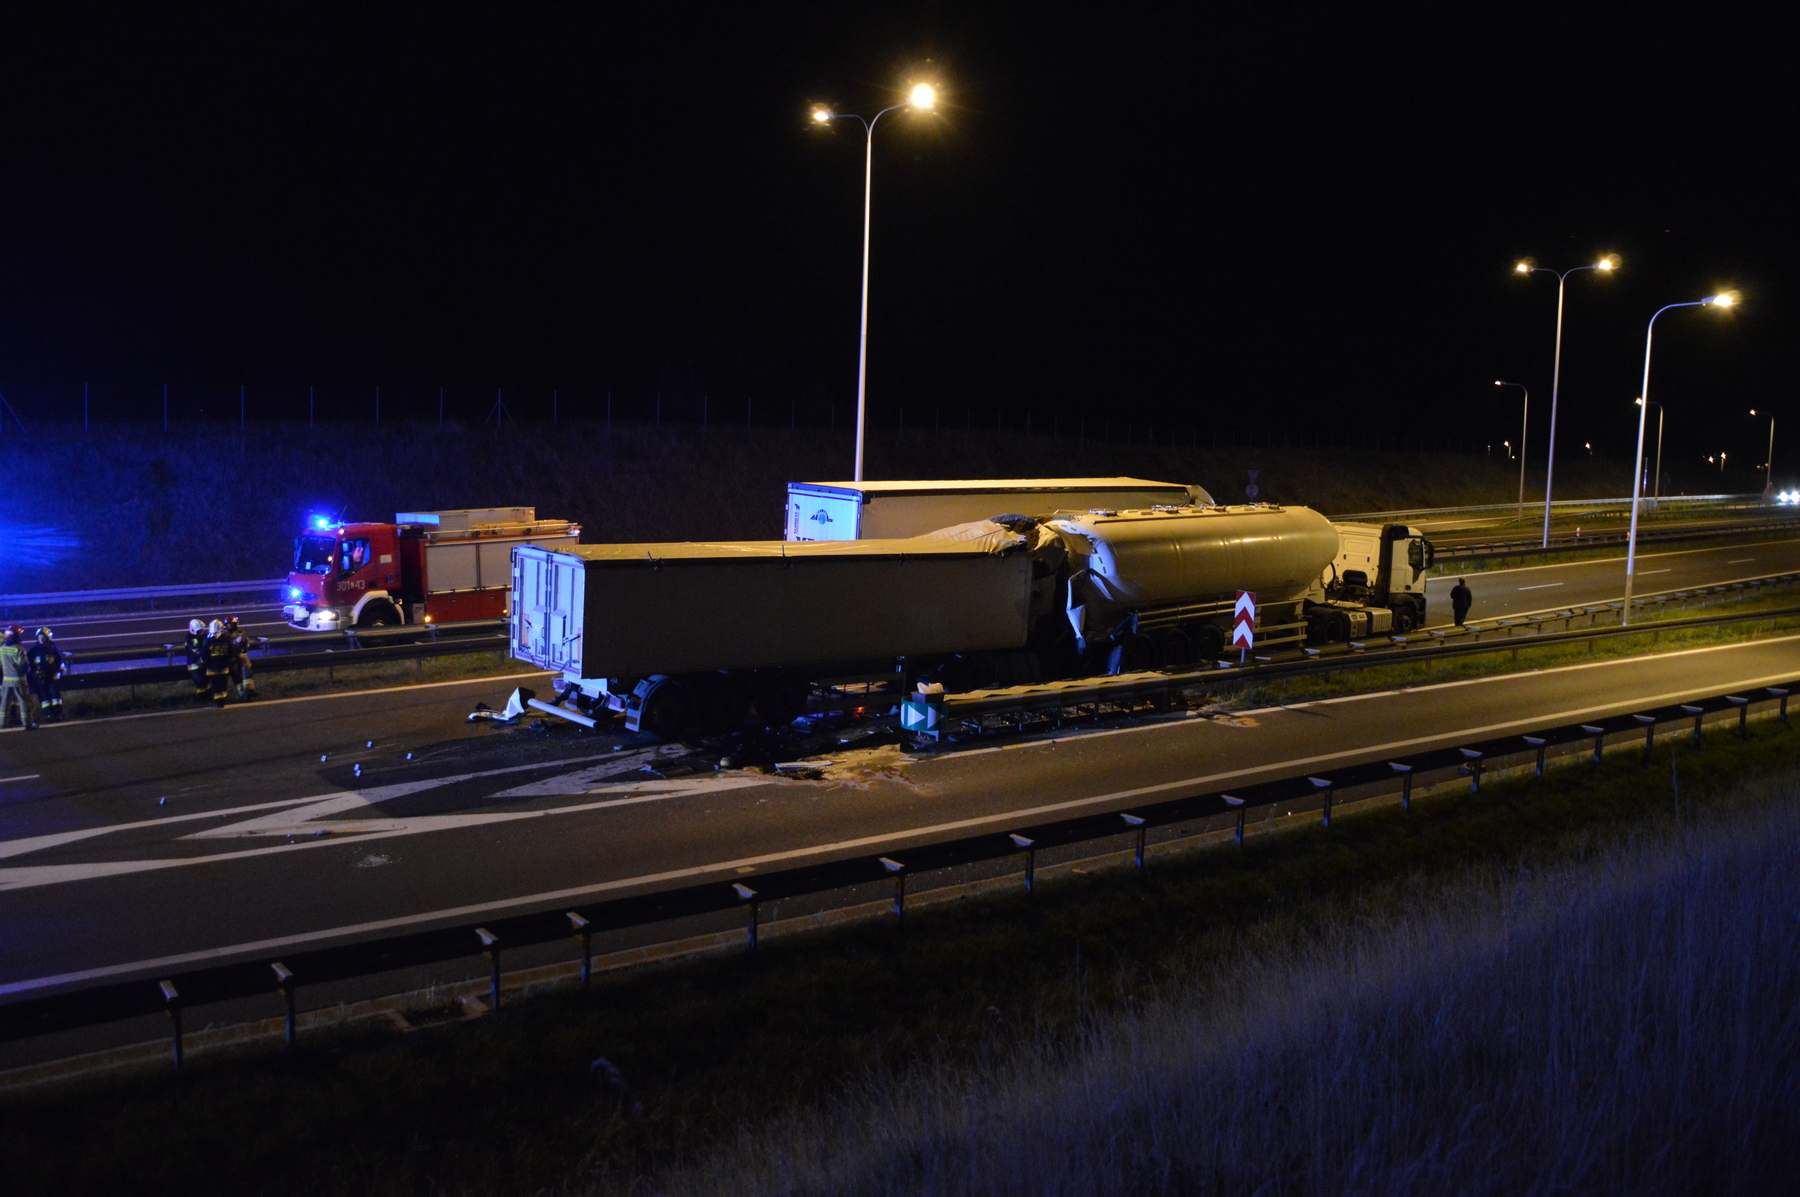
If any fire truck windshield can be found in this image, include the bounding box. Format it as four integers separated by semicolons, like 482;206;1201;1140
293;535;335;574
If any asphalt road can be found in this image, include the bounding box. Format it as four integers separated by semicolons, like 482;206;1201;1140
1422;537;1800;625
29;604;291;655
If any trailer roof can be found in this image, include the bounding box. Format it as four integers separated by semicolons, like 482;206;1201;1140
790;477;1190;498
544;526;1028;566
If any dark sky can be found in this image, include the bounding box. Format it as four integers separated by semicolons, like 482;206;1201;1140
0;4;1794;464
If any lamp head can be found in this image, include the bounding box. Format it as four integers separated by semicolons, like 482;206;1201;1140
811;106;833;124
1596;256;1618;271
908;82;937;110
1514;260;1532;274
1706;291;1738;308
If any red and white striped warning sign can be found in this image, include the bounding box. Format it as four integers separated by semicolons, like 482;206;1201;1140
1231;590;1257;649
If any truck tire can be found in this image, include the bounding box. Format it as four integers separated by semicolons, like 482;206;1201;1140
356;601;402;628
1155;628;1197;669
1191;624;1225;663
1109;632;1157;675
752;675;810;728
694;673;753;734
1392;603;1418;634
628;675;693;739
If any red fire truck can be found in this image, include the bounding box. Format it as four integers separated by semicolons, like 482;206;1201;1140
285;507;579;630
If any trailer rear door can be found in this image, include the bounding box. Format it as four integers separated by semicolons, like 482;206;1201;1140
512;546;585;673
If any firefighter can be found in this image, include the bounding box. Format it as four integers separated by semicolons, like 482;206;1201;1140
1;626;38;731
225;616;258;701
26;627;68;722
186;618;209;698
203;618;233;707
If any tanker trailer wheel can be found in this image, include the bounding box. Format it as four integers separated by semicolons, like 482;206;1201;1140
694;672;753;734
1109;632;1158;675
1155;628;1197;669
1190;624;1225;663
627;675;694;739
752;674;811;728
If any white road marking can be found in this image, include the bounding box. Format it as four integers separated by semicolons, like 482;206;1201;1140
1517;582;1564;590
1637;569;1672;575
1730;558;1755;564
13;657;1800;999
0;774;41;784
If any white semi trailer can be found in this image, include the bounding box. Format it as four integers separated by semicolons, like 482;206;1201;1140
511;501;1434;736
786;478;1213;541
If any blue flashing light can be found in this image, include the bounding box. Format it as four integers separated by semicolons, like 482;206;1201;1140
288;586;303;600
313;516;332;529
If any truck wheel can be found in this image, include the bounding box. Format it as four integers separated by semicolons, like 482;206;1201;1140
1155;628;1197;669
356;602;401;628
752;676;810;728
1192;625;1224;663
1109;632;1157;674
1392;604;1418;634
628;675;693;739
694;673;753;733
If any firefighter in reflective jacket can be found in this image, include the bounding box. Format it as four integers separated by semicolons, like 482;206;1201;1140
185;618;209;698
26;628;68;722
204;619;233;707
1;625;38;730
225;616;257;701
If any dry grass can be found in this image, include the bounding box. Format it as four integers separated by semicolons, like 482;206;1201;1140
663;792;1800;1197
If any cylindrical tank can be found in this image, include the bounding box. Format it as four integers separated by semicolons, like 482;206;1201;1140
1047;505;1339;623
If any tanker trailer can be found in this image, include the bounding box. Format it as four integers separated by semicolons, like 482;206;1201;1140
511;523;1042;736
1045;504;1343;671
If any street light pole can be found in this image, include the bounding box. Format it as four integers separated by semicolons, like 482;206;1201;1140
1623;294;1736;625
1635;397;1664;507
1516;257;1617;546
1495;380;1528;519
813;83;939;482
1751;408;1775;493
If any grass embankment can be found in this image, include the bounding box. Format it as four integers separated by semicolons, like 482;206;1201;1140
60;652;538;719
0;422;1722;594
8;701;1800;1194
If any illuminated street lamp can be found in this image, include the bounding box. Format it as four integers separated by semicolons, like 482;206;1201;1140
1495;380;1529;518
1515;256;1617;546
1751;408;1776;492
1623;292;1737;624
1635;397;1664;507
811;81;940;482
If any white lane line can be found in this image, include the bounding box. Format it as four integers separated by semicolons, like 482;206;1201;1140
1517;582;1564;590
0;774;41;784
13;660;1800;998
0;796;338;861
1729;558;1755;564
0;777;767;893
33;670;554;728
1637;569;1672;576
1426;536;1800;580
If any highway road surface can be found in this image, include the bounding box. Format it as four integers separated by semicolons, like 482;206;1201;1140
27;604;291;656
5;622;1800;1067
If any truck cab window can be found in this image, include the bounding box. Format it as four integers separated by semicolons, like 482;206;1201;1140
294;535;336;574
340;539;372;573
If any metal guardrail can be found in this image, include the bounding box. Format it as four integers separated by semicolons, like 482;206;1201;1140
1433;514;1800;564
1332;493;1758;522
2;672;1794;1062
72;619;508;671
0;578;287;614
62;633;511;691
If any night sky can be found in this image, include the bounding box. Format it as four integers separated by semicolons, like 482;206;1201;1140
0;5;1793;465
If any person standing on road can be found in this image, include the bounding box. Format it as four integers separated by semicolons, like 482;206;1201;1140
1450;577;1473;626
26;628;68;722
185;618;210;698
225;616;258;701
203;618;233;707
1;626;39;730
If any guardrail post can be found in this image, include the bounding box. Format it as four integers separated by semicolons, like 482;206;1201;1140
1522;736;1547;777
732;883;759;951
1682;704;1705;742
1729;695;1750;738
1009;834;1036;893
1386;763;1413;811
1309;777;1334;826
1634;714;1658;761
1582;724;1606;764
1120;813;1147;867
160;979;183;1070
475;927;501;1010
880;857;906;923
1221;797;1246;844
1458;748;1483;793
567;912;592;984
1769;687;1790;721
271;962;296;1046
